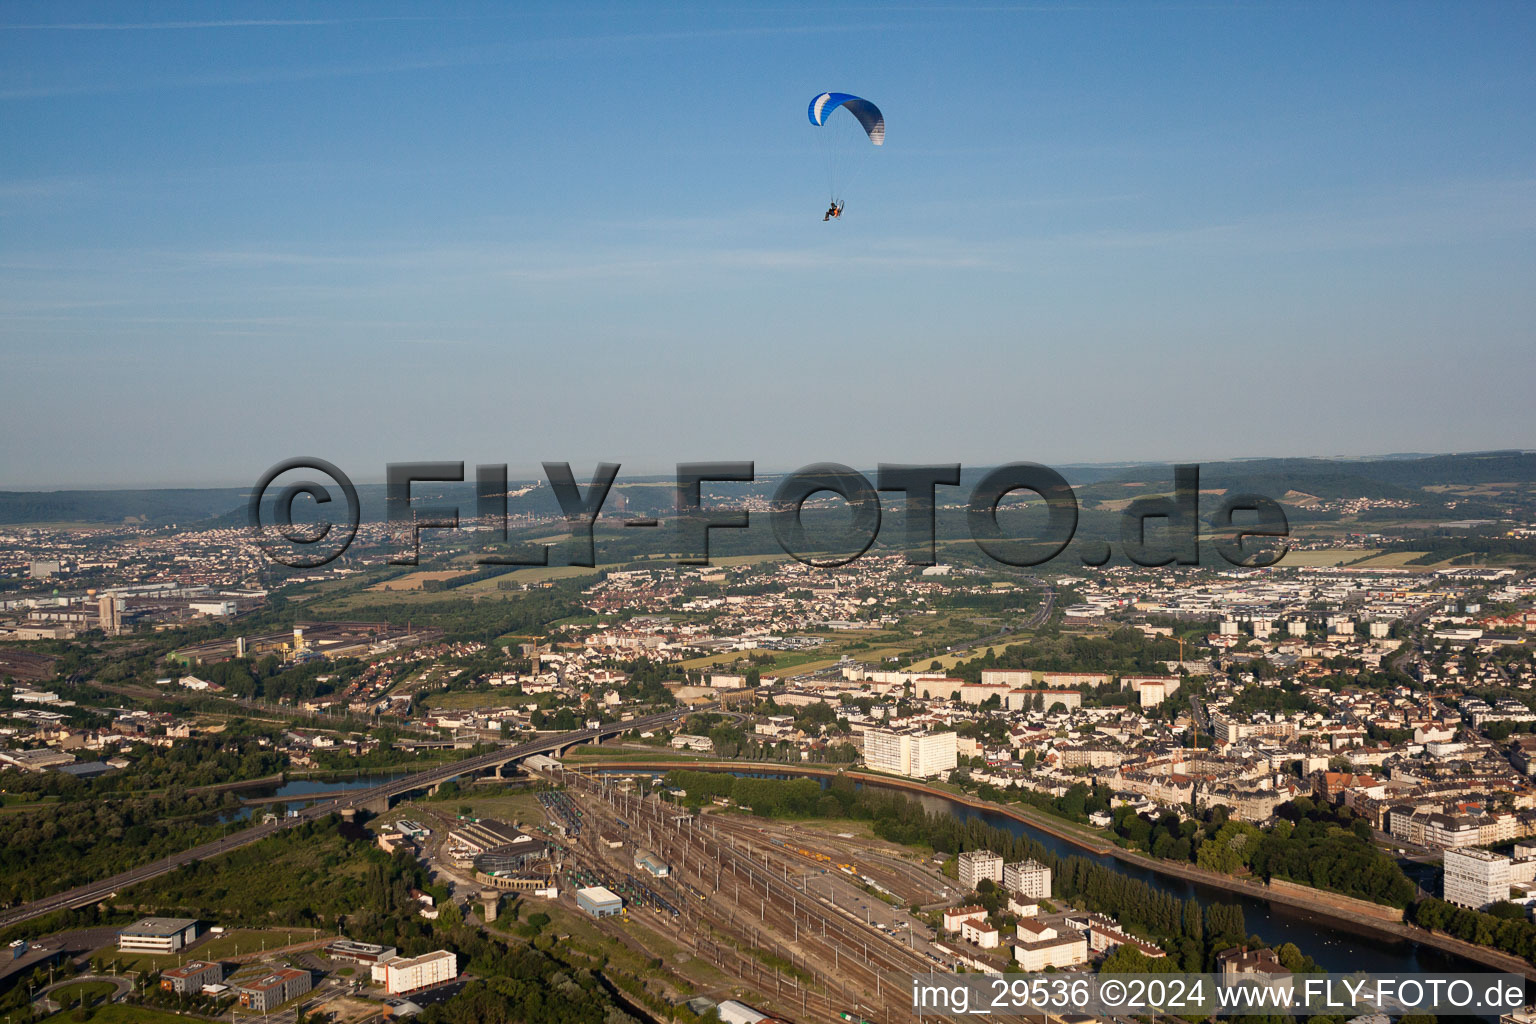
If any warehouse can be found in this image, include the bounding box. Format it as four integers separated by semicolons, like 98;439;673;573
447;819;526;857
576;885;623;918
634;848;671;878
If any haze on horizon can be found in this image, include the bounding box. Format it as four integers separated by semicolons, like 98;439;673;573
2;2;1534;490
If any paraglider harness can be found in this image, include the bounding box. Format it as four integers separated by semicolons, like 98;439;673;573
823;200;844;222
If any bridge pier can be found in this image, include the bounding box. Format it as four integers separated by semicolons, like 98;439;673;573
359;795;392;815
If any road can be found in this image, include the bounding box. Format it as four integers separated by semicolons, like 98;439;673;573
31;973;132;1014
0;706;697;931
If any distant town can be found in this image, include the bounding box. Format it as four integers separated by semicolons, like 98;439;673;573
2;455;1536;1024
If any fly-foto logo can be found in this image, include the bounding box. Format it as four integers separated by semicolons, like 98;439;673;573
248;460;1288;570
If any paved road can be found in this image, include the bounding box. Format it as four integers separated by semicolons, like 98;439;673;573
0;707;697;931
32;973;131;1013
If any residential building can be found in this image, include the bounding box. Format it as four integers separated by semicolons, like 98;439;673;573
863;728;958;779
1003;859;1052;900
1013;920;1088;971
375;950;458;996
957;850;1004;891
942;905;988;932
1444;848;1514;909
961;919;999;949
1217;946;1290;982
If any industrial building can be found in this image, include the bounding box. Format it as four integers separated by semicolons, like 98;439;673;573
576;885;623;918
717;999;777;1024
160;961;223;995
471;832;551;877
324;939;398;965
117;917;199;954
634;848;671;878
449;819;528;856
236;968;312;1012
373;949;458;995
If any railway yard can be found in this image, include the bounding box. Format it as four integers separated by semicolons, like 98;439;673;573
385;771;983;1024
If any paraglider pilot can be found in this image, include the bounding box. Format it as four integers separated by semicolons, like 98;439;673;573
823;200;842;222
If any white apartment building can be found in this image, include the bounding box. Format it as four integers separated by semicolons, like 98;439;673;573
1013;920;1088;971
1443;848;1513;909
863;728;958;779
1003;859;1052;900
373;949;459;995
961;919;999;949
957;850;1004;891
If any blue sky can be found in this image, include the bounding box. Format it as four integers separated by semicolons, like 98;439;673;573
2;2;1533;488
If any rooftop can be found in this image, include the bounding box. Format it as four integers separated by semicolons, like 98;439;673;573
120;917;197;937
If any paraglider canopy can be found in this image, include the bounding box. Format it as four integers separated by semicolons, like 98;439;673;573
807;92;884;210
807;92;885;145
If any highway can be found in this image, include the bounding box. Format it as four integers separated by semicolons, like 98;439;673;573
0;706;696;931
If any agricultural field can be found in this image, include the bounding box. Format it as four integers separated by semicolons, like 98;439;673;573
367;569;471;591
1278;548;1382;567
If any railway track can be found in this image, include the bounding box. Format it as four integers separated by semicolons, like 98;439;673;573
566;772;948;1023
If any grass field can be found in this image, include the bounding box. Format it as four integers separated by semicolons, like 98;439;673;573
906;643;1014;671
52;1006;195;1024
1349;550;1433;568
307;586;510;612
1278;548;1381;567
781;645;913;676
436;789;551;825
458;564;602;592
422;690;522;709
560;747;694;762
49;980;117;1007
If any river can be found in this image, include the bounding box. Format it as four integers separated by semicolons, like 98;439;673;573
213;773;412;822
592;765;1491;979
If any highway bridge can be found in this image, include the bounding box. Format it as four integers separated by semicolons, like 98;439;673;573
0;706;699;931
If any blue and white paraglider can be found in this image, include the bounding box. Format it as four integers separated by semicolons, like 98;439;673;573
808;92;883;219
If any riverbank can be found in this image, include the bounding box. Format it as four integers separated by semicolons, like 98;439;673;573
569;756;1536;981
